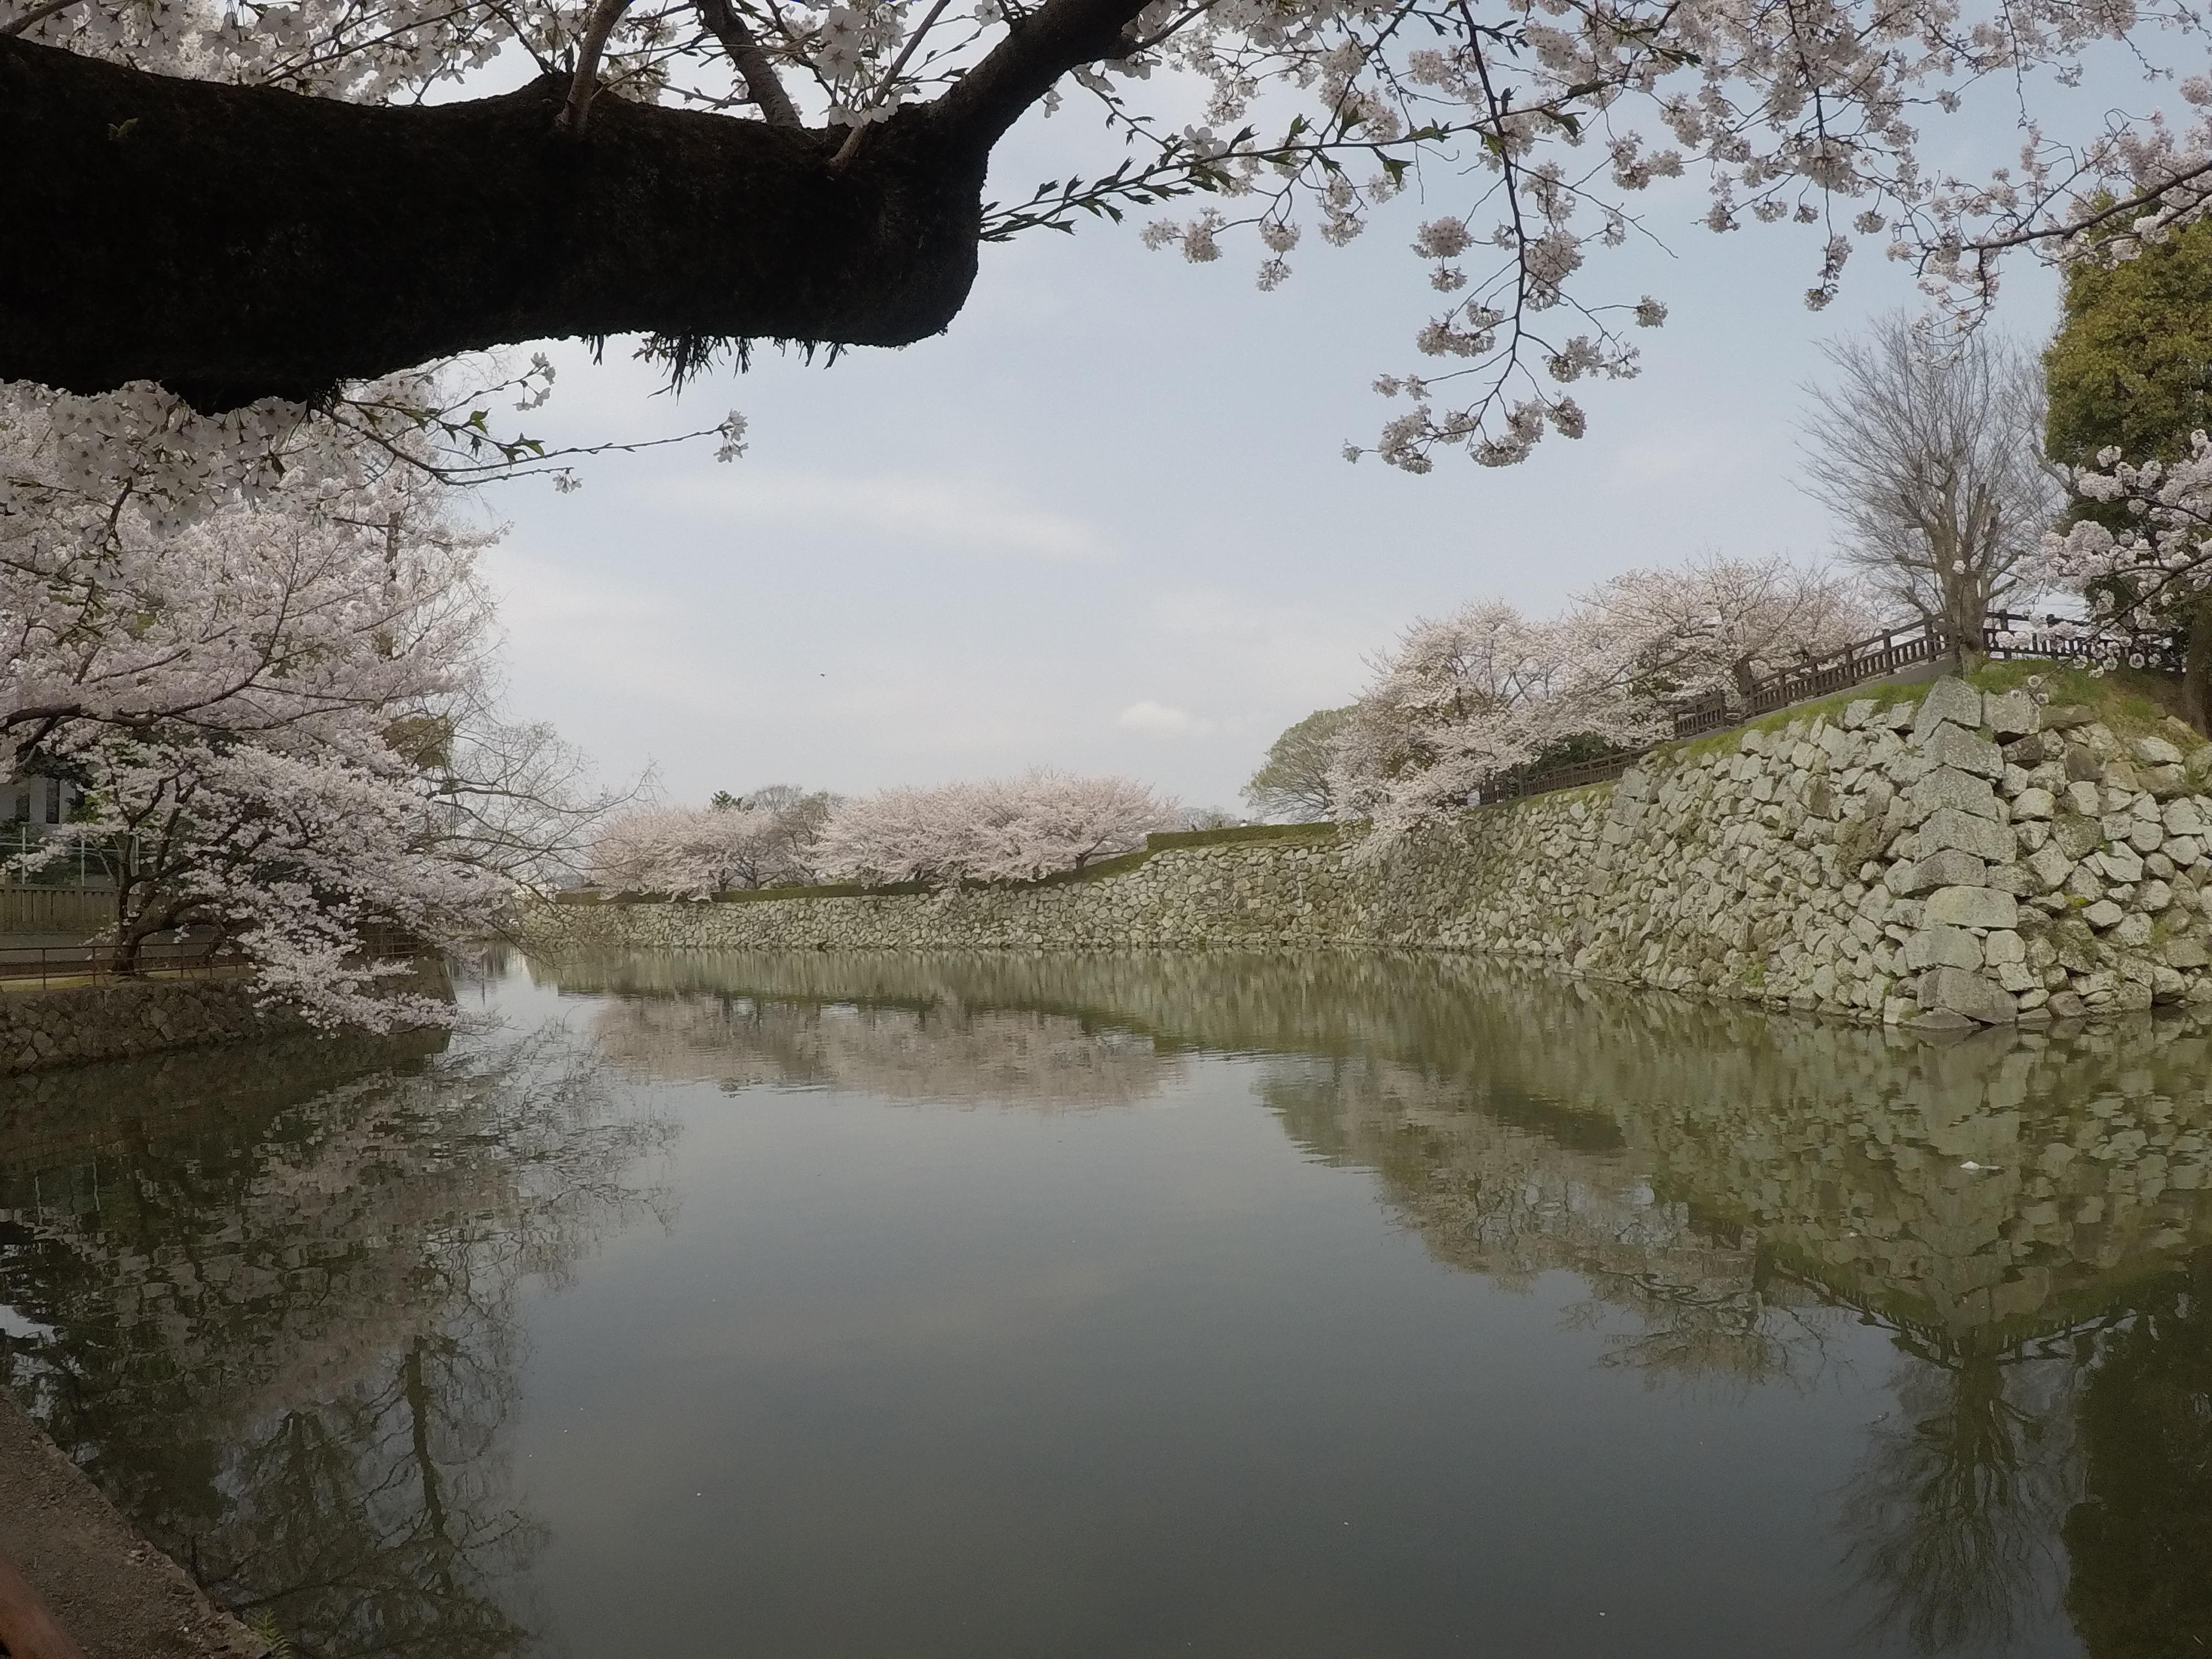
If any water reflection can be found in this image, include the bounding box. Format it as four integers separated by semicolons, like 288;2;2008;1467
590;993;1178;1108
542;950;2212;1656
0;952;2206;1657
0;1021;673;1659
2063;1255;2212;1656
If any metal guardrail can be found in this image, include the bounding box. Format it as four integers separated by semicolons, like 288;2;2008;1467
0;940;243;989
1487;613;2187;805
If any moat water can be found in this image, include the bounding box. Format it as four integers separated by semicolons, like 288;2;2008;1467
2;951;2209;1658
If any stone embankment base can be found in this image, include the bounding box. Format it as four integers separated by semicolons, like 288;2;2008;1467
0;1390;267;1659
0;975;305;1076
523;675;2212;1029
0;959;453;1075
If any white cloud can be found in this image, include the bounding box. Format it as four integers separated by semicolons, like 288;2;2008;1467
1118;700;1211;736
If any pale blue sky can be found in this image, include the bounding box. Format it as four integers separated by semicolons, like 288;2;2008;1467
476;79;2103;812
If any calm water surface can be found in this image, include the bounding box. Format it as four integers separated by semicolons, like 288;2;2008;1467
2;952;2209;1659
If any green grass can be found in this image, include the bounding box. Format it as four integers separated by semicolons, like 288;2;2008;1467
1660;656;2199;766
1964;659;2195;741
1667;682;1926;762
1144;820;1339;851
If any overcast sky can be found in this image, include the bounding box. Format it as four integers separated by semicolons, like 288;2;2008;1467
474;82;2092;812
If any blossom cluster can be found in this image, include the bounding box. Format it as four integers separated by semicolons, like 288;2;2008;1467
2045;435;2212;633
808;770;1182;884
1328;556;1865;846
587;789;834;895
0;376;622;1026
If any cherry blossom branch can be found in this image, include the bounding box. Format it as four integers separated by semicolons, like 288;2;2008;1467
0;0;79;38
694;0;800;124
559;0;637;133
830;0;960;163
1964;153;2212;257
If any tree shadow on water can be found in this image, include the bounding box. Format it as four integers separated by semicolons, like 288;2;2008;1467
1837;1329;2086;1657
2060;1256;2212;1659
0;1020;674;1659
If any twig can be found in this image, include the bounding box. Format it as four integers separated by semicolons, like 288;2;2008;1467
830;0;961;166
1964;154;2212;256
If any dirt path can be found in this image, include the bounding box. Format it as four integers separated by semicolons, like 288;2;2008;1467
0;1390;265;1659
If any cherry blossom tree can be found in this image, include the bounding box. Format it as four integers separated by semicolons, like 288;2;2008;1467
6;0;2212;478
588;787;833;895
1328;557;1869;843
1326;599;1654;846
810;769;1179;884
0;398;625;1026
2046;436;2212;713
1579;553;1871;705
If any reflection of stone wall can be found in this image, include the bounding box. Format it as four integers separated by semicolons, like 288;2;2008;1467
591;995;1178;1108
521;684;2212;1026
539;951;2212;1342
0;959;455;1076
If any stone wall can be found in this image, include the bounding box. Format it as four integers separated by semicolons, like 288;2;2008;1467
521;676;2212;1026
0;961;452;1075
0;975;310;1075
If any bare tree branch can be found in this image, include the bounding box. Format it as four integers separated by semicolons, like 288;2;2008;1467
1796;314;2056;643
557;0;636;134
695;0;800;127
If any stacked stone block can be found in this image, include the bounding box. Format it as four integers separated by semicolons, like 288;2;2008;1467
524;676;2212;1027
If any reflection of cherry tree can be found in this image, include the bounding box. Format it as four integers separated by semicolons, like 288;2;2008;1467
535;948;2212;1658
591;992;1180;1110
543;951;2212;1348
0;1022;671;1659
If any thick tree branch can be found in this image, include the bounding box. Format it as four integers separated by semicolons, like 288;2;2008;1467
1;37;988;408
696;0;801;127
933;0;1153;149
1;0;1153;409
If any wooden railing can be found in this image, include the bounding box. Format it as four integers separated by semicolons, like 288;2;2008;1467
1487;613;2186;805
1480;749;1658;804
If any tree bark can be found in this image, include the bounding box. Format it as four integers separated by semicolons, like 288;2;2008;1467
0;10;1135;410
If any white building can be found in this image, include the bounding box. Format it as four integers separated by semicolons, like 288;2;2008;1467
4;773;71;829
